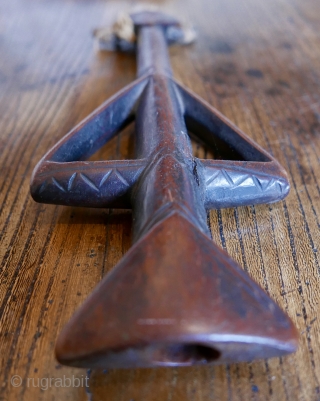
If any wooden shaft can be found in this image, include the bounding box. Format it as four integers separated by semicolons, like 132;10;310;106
137;26;173;77
133;26;209;241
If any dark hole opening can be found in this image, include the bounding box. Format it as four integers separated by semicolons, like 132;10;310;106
153;343;221;365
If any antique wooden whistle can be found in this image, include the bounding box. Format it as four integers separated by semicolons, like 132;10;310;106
30;11;298;368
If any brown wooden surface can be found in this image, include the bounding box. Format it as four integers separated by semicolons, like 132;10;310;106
1;0;320;400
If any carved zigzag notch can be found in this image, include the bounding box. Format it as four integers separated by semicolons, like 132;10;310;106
31;76;149;208
31;161;146;208
175;80;290;208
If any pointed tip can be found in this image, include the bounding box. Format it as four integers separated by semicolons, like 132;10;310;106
55;213;298;368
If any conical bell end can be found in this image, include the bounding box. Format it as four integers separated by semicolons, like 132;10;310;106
56;213;298;368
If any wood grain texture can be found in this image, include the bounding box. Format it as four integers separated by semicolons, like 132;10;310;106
0;0;319;399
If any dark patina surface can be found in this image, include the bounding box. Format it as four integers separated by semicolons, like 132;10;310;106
30;11;298;368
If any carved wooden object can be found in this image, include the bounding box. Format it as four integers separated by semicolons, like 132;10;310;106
30;11;298;368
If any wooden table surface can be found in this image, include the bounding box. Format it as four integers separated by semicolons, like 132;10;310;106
1;0;320;400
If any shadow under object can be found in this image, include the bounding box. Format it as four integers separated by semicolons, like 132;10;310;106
30;11;298;368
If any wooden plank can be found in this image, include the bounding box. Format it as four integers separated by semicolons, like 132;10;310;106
0;0;319;399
